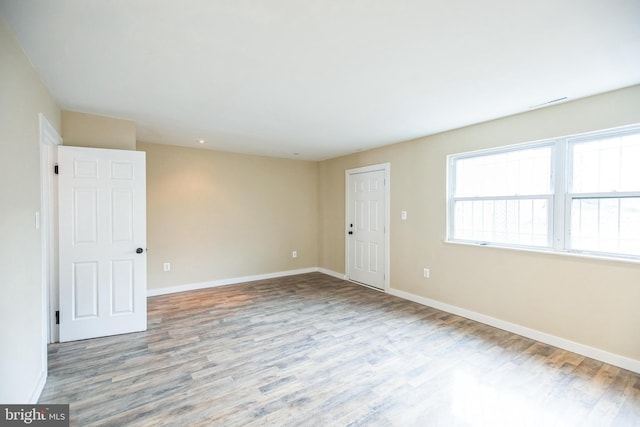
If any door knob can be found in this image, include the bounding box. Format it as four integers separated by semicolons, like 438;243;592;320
136;248;144;254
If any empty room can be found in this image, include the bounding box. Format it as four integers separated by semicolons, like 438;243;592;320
1;1;639;425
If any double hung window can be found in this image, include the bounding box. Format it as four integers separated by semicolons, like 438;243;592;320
568;130;640;257
447;125;640;259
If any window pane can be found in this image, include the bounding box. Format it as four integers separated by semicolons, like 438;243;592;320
571;132;640;193
570;197;640;256
455;146;552;197
453;199;549;246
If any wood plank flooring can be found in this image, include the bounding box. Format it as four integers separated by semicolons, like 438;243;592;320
40;272;640;426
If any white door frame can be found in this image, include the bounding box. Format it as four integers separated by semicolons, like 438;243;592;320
345;162;390;292
39;113;62;344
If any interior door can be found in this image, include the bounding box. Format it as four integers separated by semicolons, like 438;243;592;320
58;146;147;342
347;168;386;290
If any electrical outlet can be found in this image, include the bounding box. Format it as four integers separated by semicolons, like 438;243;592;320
292;251;298;258
163;262;171;272
423;268;430;278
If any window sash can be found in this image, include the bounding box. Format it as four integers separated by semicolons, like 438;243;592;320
565;194;640;257
567;128;640;194
451;141;554;197
451;196;553;248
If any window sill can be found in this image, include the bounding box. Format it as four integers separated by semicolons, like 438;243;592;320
444;239;640;266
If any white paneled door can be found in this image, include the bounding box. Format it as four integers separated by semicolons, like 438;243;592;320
347;167;388;290
58;146;147;342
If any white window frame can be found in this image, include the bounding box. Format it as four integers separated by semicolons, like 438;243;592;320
448;140;556;250
564;127;640;259
446;124;640;261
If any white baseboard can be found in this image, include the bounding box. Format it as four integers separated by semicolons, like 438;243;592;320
29;369;47;404
387;287;640;374
147;267;318;297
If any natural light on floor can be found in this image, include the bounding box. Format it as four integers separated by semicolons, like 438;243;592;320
451;369;570;427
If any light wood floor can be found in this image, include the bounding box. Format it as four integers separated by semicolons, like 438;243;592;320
40;272;640;426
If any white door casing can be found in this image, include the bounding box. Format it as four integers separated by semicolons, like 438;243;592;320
346;164;390;290
58;146;147;342
39;114;62;345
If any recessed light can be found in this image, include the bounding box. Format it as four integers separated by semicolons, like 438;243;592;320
293;152;300;156
198;139;205;144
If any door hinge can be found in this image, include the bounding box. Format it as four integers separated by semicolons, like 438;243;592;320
55;310;59;325
54;164;59;175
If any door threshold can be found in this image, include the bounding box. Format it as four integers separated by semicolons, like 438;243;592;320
348;279;385;293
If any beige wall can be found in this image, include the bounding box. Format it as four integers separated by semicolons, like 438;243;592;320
0;18;61;403
319;85;640;362
62;110;136;150
137;142;319;290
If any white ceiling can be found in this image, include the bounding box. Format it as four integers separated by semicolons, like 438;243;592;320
2;1;639;160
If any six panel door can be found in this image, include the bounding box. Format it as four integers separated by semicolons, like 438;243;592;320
58;146;147;342
348;169;386;289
